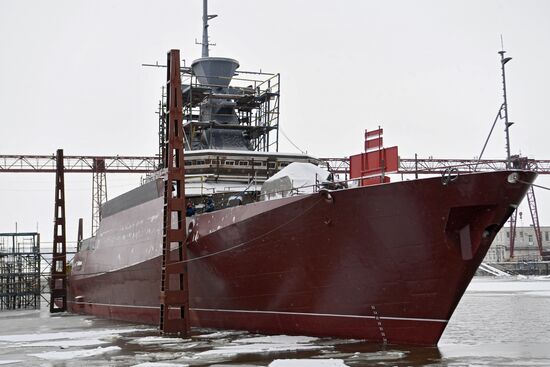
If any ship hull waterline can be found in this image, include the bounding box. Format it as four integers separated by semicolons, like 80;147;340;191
68;170;536;346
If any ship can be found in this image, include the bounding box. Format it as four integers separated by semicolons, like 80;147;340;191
66;1;536;346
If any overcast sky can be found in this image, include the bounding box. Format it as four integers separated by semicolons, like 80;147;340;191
1;0;549;245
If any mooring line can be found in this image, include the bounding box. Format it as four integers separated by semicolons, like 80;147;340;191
518;179;550;191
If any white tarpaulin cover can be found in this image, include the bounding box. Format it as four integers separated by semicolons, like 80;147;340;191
261;162;330;201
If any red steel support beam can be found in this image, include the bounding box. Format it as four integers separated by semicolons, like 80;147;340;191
398;157;550;174
2;155;550;174
77;218;83;252
50;149;67;313
159;49;190;336
526;186;544;256
0;155;158;173
509;210;518;259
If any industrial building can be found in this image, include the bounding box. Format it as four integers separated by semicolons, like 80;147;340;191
486;225;550;262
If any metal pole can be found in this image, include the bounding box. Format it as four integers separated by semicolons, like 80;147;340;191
499;50;513;168
202;0;209;57
414;153;418;179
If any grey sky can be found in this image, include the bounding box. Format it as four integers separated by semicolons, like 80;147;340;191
1;0;549;243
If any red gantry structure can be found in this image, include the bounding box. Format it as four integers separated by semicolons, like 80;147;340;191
49;149;67;313
159;49;190;336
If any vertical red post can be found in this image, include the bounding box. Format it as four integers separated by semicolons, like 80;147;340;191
509;210;517;259
77;218;83;252
159;49;190;335
50;149;67;313
526;187;544;257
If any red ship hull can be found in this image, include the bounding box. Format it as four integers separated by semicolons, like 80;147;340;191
68;170;535;345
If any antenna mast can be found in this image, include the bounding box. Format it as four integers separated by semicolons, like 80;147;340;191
499;45;513;168
201;0;217;57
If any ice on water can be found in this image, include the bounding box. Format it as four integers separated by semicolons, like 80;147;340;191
0;327;149;343
269;359;348;367
29;346;121;360
131;363;189;367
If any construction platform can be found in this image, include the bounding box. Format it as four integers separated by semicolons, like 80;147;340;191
0;232;41;310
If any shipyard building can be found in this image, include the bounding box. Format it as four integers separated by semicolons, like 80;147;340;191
485;226;550;262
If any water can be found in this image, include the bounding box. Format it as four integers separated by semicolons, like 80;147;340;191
0;276;549;366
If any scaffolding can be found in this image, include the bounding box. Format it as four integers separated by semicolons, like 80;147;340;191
0;232;41;310
177;67;280;154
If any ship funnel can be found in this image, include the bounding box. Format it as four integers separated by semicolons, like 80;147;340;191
191;57;239;87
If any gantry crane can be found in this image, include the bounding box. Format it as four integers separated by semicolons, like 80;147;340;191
1;153;548;258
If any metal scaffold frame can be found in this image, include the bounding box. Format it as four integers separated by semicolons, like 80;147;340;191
0;155;158;173
398;156;550;174
179;67;280;154
91;158;108;237
3;155;550;177
0;232;41;310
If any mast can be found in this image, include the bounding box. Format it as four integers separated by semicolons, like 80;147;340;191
499;49;513;168
201;0;217;58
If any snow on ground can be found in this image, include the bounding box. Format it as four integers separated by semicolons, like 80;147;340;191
0;361;22;366
269;359;349;367
29;346;121;360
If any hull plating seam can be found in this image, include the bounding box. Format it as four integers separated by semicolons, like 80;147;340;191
193;308;449;323
67;301;448;324
68;301;157;309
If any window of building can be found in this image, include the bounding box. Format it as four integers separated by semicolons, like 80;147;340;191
239;161;249;166
546;231;549;242
520;231;523;238
506;231;510;238
528;235;533;244
195;160;205;165
267;162;276;169
225;160;235;166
